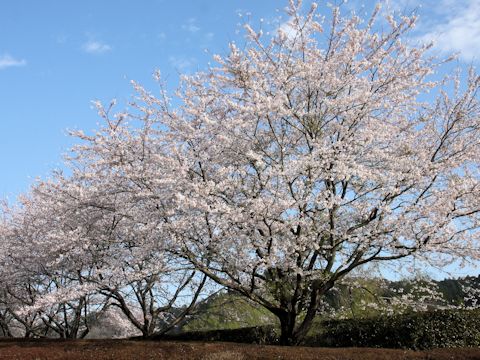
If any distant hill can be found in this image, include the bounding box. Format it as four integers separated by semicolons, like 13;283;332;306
178;275;480;332
180;291;275;332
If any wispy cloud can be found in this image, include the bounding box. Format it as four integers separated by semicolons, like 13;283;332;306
182;18;200;33
0;54;26;70
82;40;112;54
168;55;196;72
382;0;480;62
383;0;424;13
417;0;480;61
204;32;214;41
277;18;298;40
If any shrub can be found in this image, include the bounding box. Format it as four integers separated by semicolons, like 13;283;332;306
306;309;480;349
159;325;279;345
154;309;480;349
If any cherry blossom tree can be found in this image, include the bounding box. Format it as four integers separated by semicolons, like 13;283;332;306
0;194;103;339
0;129;207;338
59;115;208;338
1;0;479;346
121;1;478;344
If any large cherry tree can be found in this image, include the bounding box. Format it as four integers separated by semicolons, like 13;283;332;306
1;0;479;345
143;1;479;344
63;0;480;345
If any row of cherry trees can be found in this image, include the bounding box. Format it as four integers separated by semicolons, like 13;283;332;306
1;1;479;345
0;167;207;338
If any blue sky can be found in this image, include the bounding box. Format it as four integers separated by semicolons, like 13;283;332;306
1;0;479;199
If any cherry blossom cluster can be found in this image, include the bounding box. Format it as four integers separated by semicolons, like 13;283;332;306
0;0;478;344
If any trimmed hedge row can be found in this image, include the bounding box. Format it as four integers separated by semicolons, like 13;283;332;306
159;325;278;344
156;309;480;349
307;309;480;349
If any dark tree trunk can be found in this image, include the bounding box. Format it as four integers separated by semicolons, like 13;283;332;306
276;285;333;345
278;311;297;346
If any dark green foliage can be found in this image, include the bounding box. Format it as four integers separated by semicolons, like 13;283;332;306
157;325;279;344
385;275;480;309
158;309;480;349
437;276;480;307
306;309;480;350
155;277;480;348
438;279;465;305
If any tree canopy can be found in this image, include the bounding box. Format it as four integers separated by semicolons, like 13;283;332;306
1;0;479;345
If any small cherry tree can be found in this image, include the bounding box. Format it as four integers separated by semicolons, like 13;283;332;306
0;193;103;339
0;125;207;338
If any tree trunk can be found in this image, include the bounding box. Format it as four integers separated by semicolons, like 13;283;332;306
278;312;297;346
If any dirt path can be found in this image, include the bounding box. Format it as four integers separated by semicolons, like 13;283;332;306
0;339;479;359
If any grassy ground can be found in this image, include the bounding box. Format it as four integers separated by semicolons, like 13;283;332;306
0;339;479;360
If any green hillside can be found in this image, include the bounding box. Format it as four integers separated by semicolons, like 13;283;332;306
180;275;480;333
182;291;276;331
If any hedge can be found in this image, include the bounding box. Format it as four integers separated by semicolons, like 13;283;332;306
153;309;480;349
306;309;480;349
158;325;278;344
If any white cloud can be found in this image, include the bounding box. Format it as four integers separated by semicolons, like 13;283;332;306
410;0;480;61
383;0;423;13
82;40;112;54
182;18;200;33
343;0;480;62
0;54;26;70
278;18;298;40
168;55;196;72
